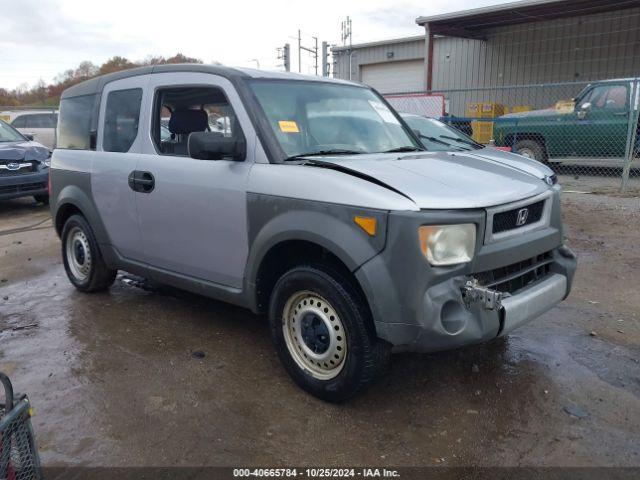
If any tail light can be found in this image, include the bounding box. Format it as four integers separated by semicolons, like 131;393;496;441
48;170;52;196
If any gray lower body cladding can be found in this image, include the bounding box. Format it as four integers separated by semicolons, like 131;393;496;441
355;205;577;353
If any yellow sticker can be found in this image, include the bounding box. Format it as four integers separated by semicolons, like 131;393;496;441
278;120;300;133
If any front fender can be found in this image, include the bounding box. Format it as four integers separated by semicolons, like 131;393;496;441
244;193;388;310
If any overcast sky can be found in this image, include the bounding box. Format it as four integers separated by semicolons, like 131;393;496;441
0;0;514;90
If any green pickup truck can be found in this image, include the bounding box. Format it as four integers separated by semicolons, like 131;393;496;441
493;79;639;163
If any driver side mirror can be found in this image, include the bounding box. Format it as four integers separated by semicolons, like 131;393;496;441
24;133;34;141
188;131;246;161
577;102;591;120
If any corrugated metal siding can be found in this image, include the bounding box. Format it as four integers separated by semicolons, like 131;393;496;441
333;38;424;83
430;6;640;115
433;7;640;90
334;6;640;115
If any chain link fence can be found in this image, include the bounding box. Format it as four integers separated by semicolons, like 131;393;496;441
388;79;640;193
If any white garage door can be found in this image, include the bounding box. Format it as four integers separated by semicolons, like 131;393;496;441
361;60;425;94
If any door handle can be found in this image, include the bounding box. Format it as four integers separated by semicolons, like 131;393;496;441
613;111;628;117
128;170;155;193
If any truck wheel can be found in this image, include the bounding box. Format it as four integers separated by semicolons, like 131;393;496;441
514;139;547;163
33;195;49;205
61;214;116;292
269;265;388;402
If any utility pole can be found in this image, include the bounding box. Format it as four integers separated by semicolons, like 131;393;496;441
341;16;353;80
277;43;291;72
298;29;302;73
321;41;329;77
298;31;319;75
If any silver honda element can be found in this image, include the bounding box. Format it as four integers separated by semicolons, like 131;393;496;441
50;64;577;401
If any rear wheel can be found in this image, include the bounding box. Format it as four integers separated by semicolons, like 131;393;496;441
61;214;116;292
514;139;547;163
269;265;389;402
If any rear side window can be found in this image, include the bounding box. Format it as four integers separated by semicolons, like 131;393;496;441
11;116;26;128
103;89;143;153
58;95;96;150
30;114;57;128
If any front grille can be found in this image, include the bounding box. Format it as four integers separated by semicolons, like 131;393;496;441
475;251;553;294
0;182;46;195
492;200;544;234
0;162;35;176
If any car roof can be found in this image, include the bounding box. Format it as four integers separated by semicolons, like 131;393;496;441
61;64;362;100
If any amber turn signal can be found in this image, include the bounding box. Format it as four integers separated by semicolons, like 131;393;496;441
354;216;377;236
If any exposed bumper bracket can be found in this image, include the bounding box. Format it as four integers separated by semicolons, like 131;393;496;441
462;279;508;311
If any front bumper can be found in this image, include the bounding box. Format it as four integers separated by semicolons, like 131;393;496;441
354;191;577;353
359;245;576;353
0;170;48;200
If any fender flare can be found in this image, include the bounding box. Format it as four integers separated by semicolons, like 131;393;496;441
244;209;386;311
53;183;111;247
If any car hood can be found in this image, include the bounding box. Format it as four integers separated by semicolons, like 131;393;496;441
0;141;50;162
464;146;555;179
500;108;559;119
303;151;551;209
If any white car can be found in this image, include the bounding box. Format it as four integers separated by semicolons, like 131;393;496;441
9;111;58;150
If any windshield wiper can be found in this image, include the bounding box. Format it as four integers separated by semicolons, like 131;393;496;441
381;146;422;153
284;149;364;161
419;135;453;147
439;135;481;148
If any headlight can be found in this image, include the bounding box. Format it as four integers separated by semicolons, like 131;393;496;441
42;152;52;167
418;224;476;266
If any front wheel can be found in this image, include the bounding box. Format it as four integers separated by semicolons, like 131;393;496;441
61;214;116;292
269;265;389;402
514;139;547;163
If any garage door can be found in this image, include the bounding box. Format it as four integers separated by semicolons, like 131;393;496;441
360;60;425;94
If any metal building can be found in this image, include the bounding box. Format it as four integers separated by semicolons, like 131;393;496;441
333;0;640;114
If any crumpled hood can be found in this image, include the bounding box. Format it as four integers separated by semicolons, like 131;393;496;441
305;151;551;209
0;141;50;162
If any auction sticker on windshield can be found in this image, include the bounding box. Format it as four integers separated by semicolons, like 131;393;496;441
368;101;400;124
279;120;300;133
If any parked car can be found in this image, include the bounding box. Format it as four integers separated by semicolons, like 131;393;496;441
493;78;639;162
10;111;58;150
439;113;473;137
0;119;50;204
50;65;576;401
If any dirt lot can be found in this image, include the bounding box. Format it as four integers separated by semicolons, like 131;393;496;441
0;191;638;468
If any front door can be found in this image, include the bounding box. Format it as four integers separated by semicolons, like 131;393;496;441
566;82;631;157
134;73;255;289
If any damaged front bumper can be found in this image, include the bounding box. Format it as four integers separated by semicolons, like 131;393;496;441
462;273;567;338
360;244;577;353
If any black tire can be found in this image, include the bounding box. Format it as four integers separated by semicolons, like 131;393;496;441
33;194;49;205
514;139;547;163
61;214;116;292
269;265;389;402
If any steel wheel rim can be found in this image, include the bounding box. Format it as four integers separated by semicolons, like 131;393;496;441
66;226;92;282
282;291;347;380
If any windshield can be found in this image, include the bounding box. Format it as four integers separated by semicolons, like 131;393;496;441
0;120;25;142
248;80;421;159
401;114;483;152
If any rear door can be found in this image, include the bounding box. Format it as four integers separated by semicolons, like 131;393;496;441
92;76;148;261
